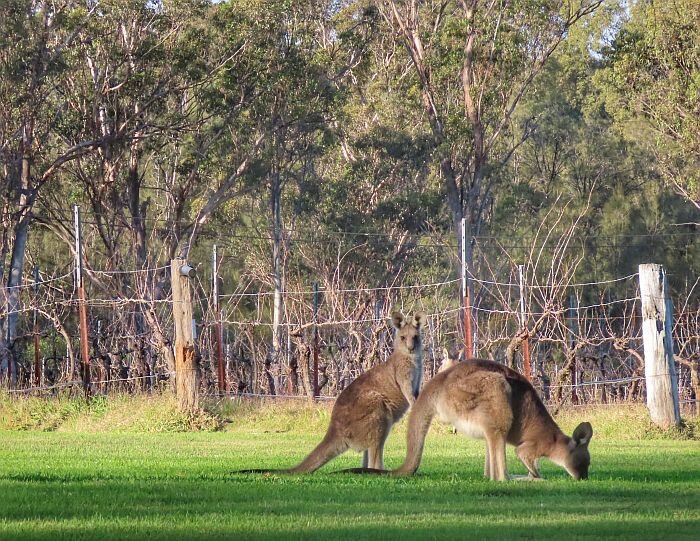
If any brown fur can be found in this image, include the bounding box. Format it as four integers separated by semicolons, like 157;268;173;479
342;358;593;480
241;311;427;474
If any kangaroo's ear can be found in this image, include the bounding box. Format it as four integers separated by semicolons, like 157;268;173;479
412;311;427;328
572;422;593;447
391;311;406;329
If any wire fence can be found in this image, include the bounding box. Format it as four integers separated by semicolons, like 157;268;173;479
0;259;698;412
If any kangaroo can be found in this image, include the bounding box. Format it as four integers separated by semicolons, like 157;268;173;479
340;358;592;480
438;347;458;373
239;311;427;473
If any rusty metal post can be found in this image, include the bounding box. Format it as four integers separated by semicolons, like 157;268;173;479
461;218;473;360
522;336;531;380
569;295;579;405
463;291;473;360
74;206;91;395
518;265;531;381
33;265;41;387
313;282;320;398
213;245;226;394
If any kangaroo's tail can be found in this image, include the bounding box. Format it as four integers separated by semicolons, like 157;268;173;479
334;467;391;475
287;429;348;473
232;468;293;474
233;428;347;475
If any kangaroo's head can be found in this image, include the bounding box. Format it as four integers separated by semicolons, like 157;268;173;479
438;347;458;373
565;422;593;480
391;311;427;355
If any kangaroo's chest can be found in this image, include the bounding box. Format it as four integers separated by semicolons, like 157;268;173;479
411;359;422;399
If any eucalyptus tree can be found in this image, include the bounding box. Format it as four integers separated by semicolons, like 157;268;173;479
600;0;700;211
0;0;104;383
28;0;361;384
373;0;604;285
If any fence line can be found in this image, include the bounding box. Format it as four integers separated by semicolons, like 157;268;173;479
3;272;74;290
468;271;640;289
2;261;697;409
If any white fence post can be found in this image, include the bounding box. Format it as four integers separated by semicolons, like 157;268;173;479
638;263;681;428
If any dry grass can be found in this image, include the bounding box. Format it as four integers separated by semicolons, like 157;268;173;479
1;391;697;440
0;392;221;432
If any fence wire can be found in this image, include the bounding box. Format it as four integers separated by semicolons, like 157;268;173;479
1;263;697;411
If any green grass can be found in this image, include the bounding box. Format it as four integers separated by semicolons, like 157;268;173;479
1;398;699;540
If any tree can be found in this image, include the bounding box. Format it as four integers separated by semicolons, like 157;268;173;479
600;0;700;210
375;0;603;284
0;1;102;383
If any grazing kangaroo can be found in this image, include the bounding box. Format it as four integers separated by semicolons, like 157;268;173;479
240;311;427;473
340;358;592;480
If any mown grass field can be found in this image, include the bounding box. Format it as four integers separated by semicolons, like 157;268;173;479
1;396;699;540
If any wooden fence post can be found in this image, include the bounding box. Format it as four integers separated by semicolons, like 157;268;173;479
638;264;681;428
171;258;198;412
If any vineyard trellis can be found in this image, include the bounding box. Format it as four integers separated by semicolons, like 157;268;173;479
2;252;698;418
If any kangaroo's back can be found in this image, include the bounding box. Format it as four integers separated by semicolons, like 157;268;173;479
458;359;560;444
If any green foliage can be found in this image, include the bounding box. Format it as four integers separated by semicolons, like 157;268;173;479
598;0;700;208
2;0;698;377
3;394;697;441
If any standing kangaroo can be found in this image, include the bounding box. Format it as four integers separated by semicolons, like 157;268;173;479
241;311;427;473
341;358;592;480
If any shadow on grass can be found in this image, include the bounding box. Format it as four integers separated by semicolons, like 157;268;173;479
1;473;698;517
1;512;699;541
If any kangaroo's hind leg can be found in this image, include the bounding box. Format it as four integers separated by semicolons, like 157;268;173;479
367;418;392;469
484;431;509;481
483;446;490;479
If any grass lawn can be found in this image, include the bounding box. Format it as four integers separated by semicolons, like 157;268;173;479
0;401;699;540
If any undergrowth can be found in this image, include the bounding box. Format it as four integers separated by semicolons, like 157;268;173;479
1;391;697;439
0;392;221;432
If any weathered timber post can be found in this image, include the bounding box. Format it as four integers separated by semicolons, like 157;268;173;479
171;259;198;412
638;264;681;428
